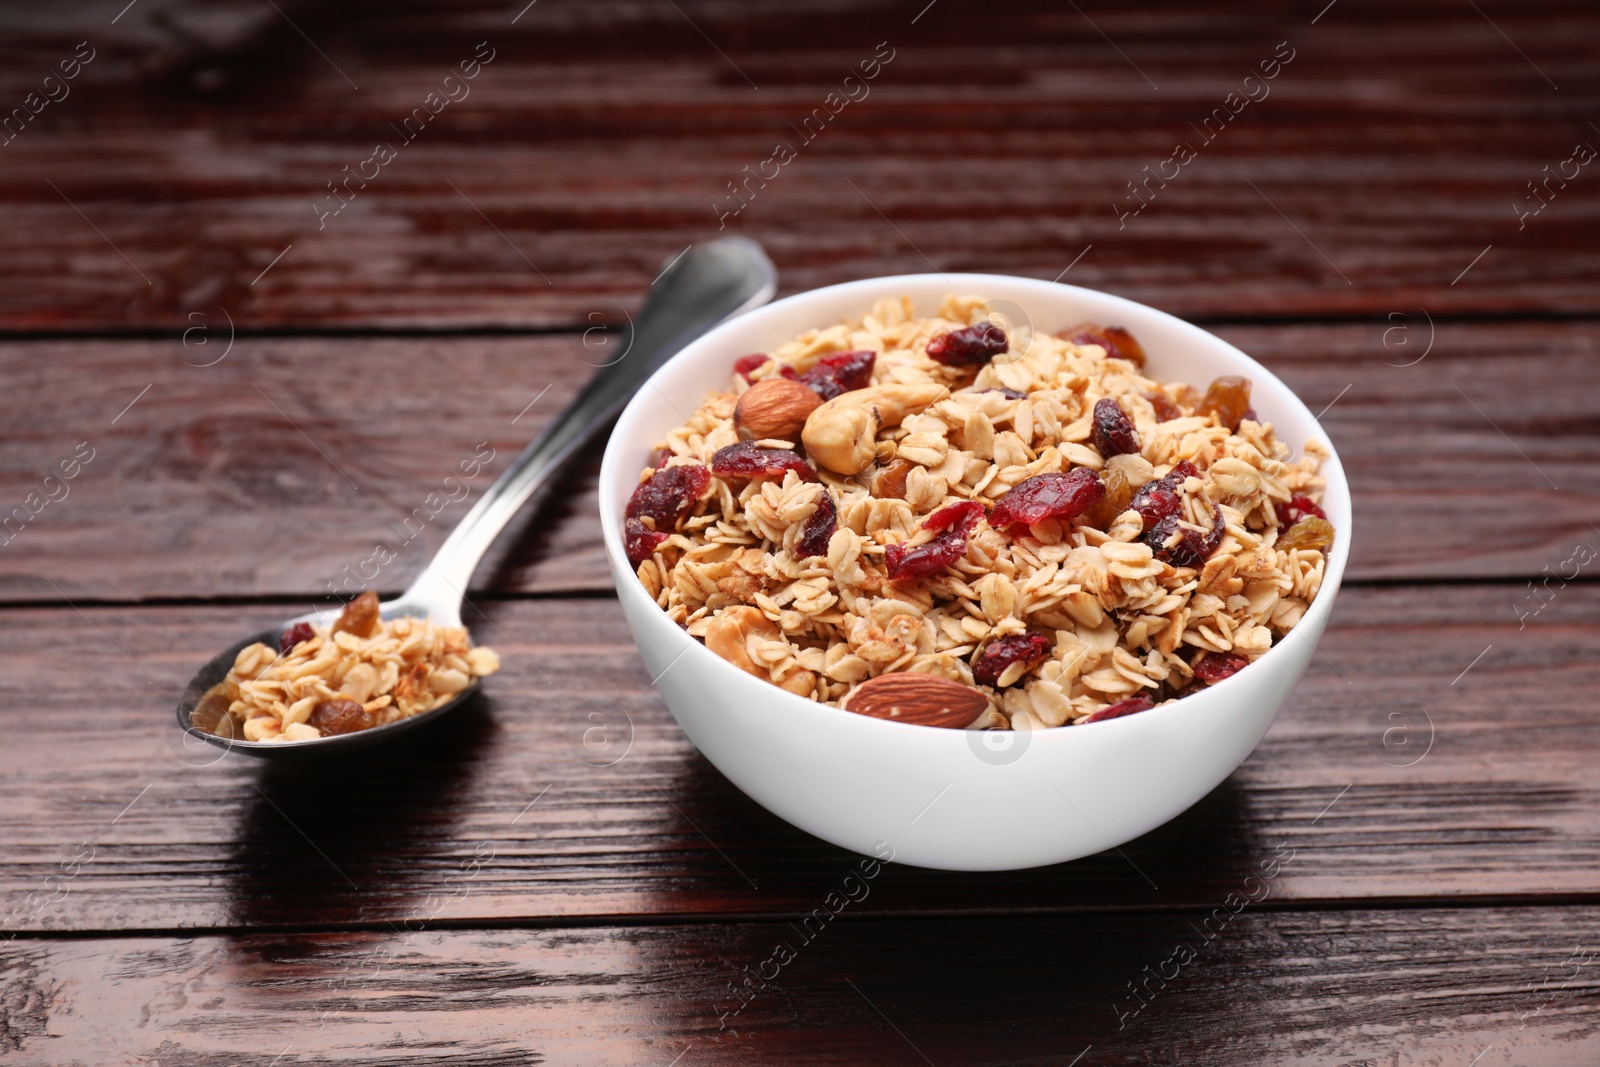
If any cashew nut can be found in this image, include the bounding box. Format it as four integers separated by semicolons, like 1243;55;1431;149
704;606;770;675
704;606;816;696
800;383;949;475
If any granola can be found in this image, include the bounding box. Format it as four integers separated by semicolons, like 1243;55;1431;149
206;592;500;741
626;296;1333;730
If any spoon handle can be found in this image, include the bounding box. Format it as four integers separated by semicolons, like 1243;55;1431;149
400;237;777;618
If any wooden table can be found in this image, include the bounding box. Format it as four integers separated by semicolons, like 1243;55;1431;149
2;1;1596;1063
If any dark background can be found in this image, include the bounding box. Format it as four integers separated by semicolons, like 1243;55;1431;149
0;1;1596;1064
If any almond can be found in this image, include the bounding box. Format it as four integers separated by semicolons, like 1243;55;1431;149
840;672;990;729
734;378;822;442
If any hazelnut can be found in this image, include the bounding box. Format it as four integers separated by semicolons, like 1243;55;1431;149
734;378;822;442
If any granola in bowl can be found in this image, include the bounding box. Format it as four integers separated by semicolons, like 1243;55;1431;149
200;591;501;742
623;296;1333;731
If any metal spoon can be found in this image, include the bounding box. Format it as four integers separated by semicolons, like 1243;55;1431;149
176;237;778;757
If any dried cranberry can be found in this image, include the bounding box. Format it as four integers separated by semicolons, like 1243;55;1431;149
309;698;375;736
1145;500;1227;569
972;631;1053;687
1194;652;1249;685
1134;488;1182;525
1275;495;1327;528
1067;323;1147;367
278;622;314;656
733;354;771;381
799;350;875;401
927;323;1008;366
1081;694;1155;724
989;469;1105;537
645;447;673;471
794;487;837;559
1144;390;1182;421
1091;397;1140;457
885;500;986;580
710;441;818;482
624;521;668;564
1130;460;1200;523
624;463;710;564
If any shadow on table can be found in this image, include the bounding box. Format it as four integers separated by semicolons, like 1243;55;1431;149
226;691;497;929
640;743;1265;916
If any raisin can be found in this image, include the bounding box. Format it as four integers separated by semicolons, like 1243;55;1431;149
799;349;875;401
1278;515;1335;553
989;469;1105;537
1130;460;1200;523
710;441;818;482
871;457;917;500
984;387;1029;400
1197;375;1252;432
332;590;380;638
1145;500;1227;569
1080;467;1132;530
927;323;1008;366
885;500;986;580
1066;323;1147;367
733;354;771;381
1091;397;1140;457
972;631;1054;687
309;698;375;736
794;487;837;559
1275;495;1327;528
1143;390;1182;421
1194;651;1249;685
278;621;315;656
1081;694;1155;724
624;463;710;565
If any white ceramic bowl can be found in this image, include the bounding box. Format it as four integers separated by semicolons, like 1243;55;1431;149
599;274;1351;871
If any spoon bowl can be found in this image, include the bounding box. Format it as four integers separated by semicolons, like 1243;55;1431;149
176;601;478;757
175;237;777;757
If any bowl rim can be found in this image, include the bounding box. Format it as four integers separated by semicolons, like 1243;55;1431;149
598;272;1352;743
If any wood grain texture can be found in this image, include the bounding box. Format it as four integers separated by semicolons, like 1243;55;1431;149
2;3;1595;1056
4;906;1598;1064
1;583;1594;934
0;0;1595;329
1;321;1595;605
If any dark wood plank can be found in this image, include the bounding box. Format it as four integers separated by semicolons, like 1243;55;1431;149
0;1;1595;328
5;905;1598;1064
1;583;1594;934
0;321;1592;604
